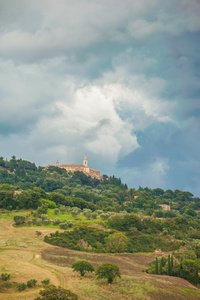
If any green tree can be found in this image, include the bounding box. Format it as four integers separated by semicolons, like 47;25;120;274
155;257;158;274
35;284;78;300
159;258;163;275
171;255;174;274
105;232;128;253
16;282;27;291
27;279;37;287
13;215;25;225
95;263;121;283
36;231;42;237
72;260;94;277
1;273;10;281
54;208;59;215
167;254;171;276
41;278;50;285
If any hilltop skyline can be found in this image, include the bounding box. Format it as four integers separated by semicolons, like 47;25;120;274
0;0;200;195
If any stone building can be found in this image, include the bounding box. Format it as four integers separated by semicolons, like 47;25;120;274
159;204;171;211
49;154;101;180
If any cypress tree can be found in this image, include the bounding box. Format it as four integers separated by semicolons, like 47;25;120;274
159;258;163;275
194;268;198;286
167;254;171;276
155;257;158;274
171;255;173;275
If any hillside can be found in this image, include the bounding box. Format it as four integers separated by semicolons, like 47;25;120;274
0;156;200;299
0;218;200;300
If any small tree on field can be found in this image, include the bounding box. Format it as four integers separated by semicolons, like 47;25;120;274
35;284;78;300
155;257;158;274
95;263;121;283
16;282;27;291
14;215;25;225
105;232;128;253
71;207;81;217
53;218;61;225
59;206;66;214
27;220;32;227
72;260;95;277
36;230;42;237
54;208;59;215
41;278;50;285
1;273;10;281
27;278;37;287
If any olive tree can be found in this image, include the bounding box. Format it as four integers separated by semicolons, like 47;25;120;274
72;260;94;277
95;263;121;283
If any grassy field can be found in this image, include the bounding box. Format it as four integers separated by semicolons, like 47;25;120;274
0;213;200;299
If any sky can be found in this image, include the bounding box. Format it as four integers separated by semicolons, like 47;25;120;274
0;0;200;195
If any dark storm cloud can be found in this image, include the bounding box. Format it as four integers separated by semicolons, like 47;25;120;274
0;0;200;194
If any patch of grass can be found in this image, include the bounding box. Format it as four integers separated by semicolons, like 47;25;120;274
73;275;159;300
0;210;29;219
47;209;102;225
180;288;200;295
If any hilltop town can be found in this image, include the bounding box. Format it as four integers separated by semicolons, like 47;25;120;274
45;154;101;180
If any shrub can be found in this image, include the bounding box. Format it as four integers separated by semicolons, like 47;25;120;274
35;284;78;300
59;222;69;229
59;206;66;214
16;282;27;291
27;278;37;287
41;214;48;221
71;207;81;217
41;278;50;285
35;230;42;237
54;208;59;215
27;220;32;227
41;199;56;209
35;218;42;226
91;212;98;219
1;273;10;281
100;213;110;220
43;219;51;225
13;215;25;225
53;218;61;225
4;281;12;287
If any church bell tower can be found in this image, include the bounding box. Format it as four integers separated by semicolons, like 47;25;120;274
83;154;88;167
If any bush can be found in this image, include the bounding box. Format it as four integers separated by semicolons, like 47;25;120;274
54;208;59;215
1;273;10;281
41;278;50;285
91;212;98;219
13;215;25;225
35;230;42;237
59;206;66;214
27;220;32;227
3;281;12;287
35;284;78;300
100;213;110;220
43;219;51;225
41;199;56;209
53;218;61;225
16;282;27;291
35;218;42;226
27;278;37;287
59;222;69;229
71;207;81;217
41;214;48;221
